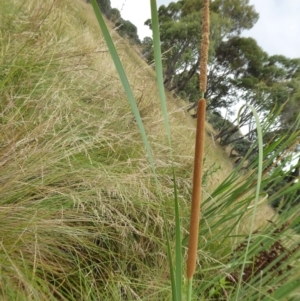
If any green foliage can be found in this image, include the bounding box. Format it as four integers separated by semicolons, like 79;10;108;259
215;37;267;86
115;18;141;44
266;158;300;211
207;111;230;130
109;7;121;23
209;277;233;298
141;36;154;62
202;159;221;186
231;139;251;158
210;0;259;34
86;0;112;17
87;0;140;44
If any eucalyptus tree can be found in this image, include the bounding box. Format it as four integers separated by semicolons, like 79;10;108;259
143;0;259;99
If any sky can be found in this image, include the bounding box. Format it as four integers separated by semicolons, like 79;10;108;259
110;0;300;59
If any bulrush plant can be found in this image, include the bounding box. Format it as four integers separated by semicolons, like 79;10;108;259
186;0;209;299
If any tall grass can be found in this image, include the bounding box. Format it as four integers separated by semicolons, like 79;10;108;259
1;0;299;300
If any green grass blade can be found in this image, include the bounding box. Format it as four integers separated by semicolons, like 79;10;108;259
173;169;182;301
235;104;264;300
187;278;193;301
270;274;300;300
90;0;156;176
150;0;171;145
164;220;178;301
150;1;182;299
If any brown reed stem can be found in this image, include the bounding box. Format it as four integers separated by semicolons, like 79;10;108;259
199;0;210;94
187;98;206;279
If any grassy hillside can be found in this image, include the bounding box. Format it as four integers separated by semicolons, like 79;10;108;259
0;1;195;299
1;0;298;300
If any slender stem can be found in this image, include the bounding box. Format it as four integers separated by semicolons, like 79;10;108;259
187;278;193;301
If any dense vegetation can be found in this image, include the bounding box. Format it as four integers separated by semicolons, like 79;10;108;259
0;0;299;300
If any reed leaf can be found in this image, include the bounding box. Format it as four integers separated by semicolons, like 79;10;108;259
150;0;181;299
89;0;156;177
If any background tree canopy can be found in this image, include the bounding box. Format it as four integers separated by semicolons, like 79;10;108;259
86;0;112;16
87;0;140;44
144;0;259;95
